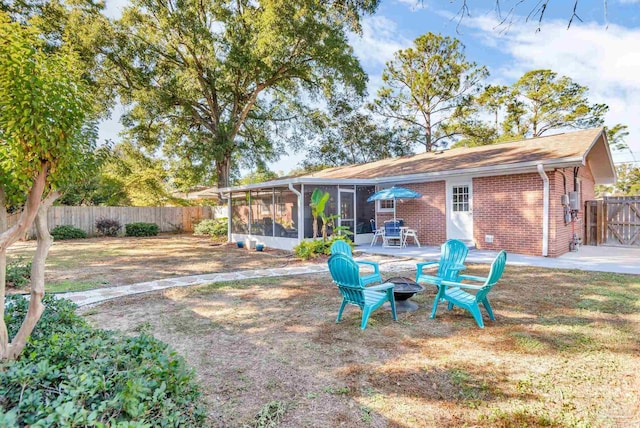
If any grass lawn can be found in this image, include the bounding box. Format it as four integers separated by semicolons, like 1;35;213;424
6;234;303;293
83;264;640;427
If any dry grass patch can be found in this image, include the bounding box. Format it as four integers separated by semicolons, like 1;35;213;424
83;265;640;427
7;234;303;292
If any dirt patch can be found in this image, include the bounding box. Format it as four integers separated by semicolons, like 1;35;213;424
83;266;640;427
7;234;306;290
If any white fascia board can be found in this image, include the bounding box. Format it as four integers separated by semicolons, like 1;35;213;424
219;157;585;192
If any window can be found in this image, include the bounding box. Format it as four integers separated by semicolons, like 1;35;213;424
452;185;469;212
378;199;395;212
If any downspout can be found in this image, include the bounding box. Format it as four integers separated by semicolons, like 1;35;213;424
537;164;549;257
220;192;232;244
289;183;303;241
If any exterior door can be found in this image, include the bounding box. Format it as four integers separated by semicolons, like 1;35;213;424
447;179;473;242
338;190;355;235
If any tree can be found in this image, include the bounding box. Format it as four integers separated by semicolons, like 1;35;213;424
303;98;412;169
451;69;610;147
0;13;98;360
370;32;488;152
606;124;630;152
107;0;371;189
503;70;608;138
597;164;640;197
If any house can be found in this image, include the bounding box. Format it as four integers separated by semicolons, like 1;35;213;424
219;127;616;257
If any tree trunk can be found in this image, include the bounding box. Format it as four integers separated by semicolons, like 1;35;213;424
216;156;231;189
4;191;59;360
0;164;50;360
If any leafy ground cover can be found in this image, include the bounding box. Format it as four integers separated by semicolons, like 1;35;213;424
83;265;640;427
6;234;304;293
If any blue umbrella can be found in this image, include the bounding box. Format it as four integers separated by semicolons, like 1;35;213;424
367;186;422;222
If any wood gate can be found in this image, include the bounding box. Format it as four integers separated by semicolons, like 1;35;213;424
585;197;640;246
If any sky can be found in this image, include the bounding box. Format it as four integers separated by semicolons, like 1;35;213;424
100;0;640;175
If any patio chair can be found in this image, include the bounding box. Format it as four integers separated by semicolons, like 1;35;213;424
431;250;507;328
416;239;469;287
330;240;382;285
327;253;397;330
382;220;403;247
370;219;384;246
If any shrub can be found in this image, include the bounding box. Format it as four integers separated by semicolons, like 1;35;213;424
125;222;159;237
0;295;206;427
95;217;121;236
193;218;228;237
293;235;351;260
6;258;32;288
50;225;87;240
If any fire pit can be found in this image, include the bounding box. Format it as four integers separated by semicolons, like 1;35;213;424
383;277;425;312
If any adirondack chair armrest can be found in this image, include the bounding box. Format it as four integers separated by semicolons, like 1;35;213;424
366;283;394;292
440;280;483;290
356;261;380;271
457;274;488;283
416;261;438;273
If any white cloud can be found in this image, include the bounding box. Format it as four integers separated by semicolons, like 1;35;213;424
348;15;412;69
463;15;640;161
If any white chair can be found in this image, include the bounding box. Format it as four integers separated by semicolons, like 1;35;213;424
403;228;421;247
370;219;384;246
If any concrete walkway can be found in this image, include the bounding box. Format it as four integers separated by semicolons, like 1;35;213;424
61;244;639;308
360;244;640;275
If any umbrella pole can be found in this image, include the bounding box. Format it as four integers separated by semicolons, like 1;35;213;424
393;197;397;223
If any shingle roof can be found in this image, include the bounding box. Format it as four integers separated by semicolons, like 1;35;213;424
297;127;605;180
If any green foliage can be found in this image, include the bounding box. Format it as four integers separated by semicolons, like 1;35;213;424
6;258;32;288
370;32;488;152
0;12;98;206
193;218;228;237
597;163;640;197
293;235;351;260
0;295;206;427
108;0;372;187
95;217;122;236
50;225;87;240
310;189;331;239
125;222;160;237
303;97;412;169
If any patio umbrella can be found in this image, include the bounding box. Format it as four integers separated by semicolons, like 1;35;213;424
367;186;422;222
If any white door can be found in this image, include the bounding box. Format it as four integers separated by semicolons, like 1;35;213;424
447;179;473;242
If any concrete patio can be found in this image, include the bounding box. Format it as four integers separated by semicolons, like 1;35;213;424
359;243;640;275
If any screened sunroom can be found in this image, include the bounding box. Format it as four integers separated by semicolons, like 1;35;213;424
221;180;378;250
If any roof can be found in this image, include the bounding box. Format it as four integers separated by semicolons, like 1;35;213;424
220;127;616;192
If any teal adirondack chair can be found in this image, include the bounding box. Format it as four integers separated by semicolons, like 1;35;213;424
415;239;469;290
330;240;382;286
431;250;507;328
327;254;397;330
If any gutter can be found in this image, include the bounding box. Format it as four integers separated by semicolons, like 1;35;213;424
218;156;586;193
288;183;303;241
537;164;549;257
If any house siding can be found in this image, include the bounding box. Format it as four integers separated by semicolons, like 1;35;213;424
377;181;447;246
389;165;596;257
548;166;596;257
473;173;544;255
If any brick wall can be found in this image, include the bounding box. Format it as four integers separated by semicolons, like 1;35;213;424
376;165;596;257
378;182;446;246
548;167;596;256
473;173;544;255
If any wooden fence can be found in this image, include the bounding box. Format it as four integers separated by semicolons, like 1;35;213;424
585;197;640;246
7;206;215;238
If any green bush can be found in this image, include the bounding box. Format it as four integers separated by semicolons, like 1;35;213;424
193;218;228;237
293;235;351;260
50;225;87;240
6;258;32;288
0;295;206;427
125;222;159;237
